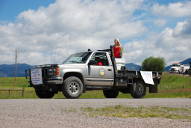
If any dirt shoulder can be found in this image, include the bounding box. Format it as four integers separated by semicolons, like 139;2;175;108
0;98;191;128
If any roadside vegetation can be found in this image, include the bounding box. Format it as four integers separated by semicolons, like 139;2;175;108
0;72;191;99
81;105;191;120
142;57;165;72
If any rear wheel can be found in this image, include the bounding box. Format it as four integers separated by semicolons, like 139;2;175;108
35;88;54;98
130;81;146;98
103;89;119;98
62;76;83;99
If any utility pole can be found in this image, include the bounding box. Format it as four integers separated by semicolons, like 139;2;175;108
14;49;18;86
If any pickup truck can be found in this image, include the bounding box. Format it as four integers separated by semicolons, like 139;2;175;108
170;63;190;74
26;47;162;99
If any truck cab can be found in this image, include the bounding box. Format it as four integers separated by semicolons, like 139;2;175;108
27;48;161;99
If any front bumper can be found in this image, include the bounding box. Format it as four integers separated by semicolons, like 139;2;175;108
43;77;63;85
28;77;63;87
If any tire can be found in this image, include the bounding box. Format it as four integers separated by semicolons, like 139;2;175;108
130;81;146;98
103;89;119;98
185;70;188;74
35;88;54;98
188;69;191;75
62;76;83;99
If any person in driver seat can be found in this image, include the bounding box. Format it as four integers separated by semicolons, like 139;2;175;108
95;56;103;66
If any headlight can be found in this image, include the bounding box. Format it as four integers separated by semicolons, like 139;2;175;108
55;67;60;76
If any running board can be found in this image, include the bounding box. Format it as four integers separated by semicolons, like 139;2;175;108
86;85;113;90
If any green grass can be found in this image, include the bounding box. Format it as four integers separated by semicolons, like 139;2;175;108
82;105;191;120
0;72;191;99
159;73;191;90
0;77;29;88
0;88;37;99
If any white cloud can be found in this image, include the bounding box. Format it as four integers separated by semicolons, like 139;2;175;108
125;19;191;65
0;0;146;64
173;20;191;37
0;0;191;66
154;19;166;27
152;1;191;17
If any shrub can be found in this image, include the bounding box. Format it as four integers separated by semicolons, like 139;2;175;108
142;57;165;72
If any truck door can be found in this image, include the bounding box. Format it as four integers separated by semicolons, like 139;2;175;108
86;52;114;86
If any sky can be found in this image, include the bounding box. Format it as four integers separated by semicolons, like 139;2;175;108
0;0;191;65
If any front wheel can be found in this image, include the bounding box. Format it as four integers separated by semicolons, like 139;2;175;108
35;88;55;98
130;81;146;98
103;89;119;98
62;76;83;99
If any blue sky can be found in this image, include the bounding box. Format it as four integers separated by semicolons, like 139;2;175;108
0;0;55;21
0;0;191;65
0;0;184;22
0;0;185;33
152;0;183;4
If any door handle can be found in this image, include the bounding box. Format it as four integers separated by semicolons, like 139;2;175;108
108;69;112;71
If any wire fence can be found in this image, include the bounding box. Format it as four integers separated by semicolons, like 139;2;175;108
0;77;33;98
0;88;25;97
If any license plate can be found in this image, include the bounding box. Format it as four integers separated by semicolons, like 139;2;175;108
31;68;43;85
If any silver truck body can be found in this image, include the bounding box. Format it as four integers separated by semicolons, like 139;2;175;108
27;49;161;99
59;51;114;86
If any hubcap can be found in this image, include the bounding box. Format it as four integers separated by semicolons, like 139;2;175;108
68;81;80;95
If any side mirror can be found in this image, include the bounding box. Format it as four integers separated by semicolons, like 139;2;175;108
88;60;96;65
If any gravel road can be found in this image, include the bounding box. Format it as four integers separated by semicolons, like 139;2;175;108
0;98;191;128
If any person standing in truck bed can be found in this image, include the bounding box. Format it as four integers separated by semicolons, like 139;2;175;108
113;38;122;58
112;38;125;70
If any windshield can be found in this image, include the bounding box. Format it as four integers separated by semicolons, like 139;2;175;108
63;52;92;64
172;64;180;67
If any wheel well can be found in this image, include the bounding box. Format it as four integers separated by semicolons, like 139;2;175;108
63;72;84;84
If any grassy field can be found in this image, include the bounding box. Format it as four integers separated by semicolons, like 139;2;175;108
0;72;191;99
81;105;191;120
158;73;191;90
0;77;29;88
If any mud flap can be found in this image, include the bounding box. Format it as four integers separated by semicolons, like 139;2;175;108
149;85;158;93
140;71;154;85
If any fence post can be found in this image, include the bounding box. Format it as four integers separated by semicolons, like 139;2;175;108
8;89;11;96
21;87;24;97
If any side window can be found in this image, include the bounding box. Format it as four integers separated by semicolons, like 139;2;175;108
90;52;109;66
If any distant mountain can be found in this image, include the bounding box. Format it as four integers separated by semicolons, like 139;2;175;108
180;58;191;65
1;58;190;76
164;65;171;71
0;64;32;77
165;58;191;71
125;63;141;71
